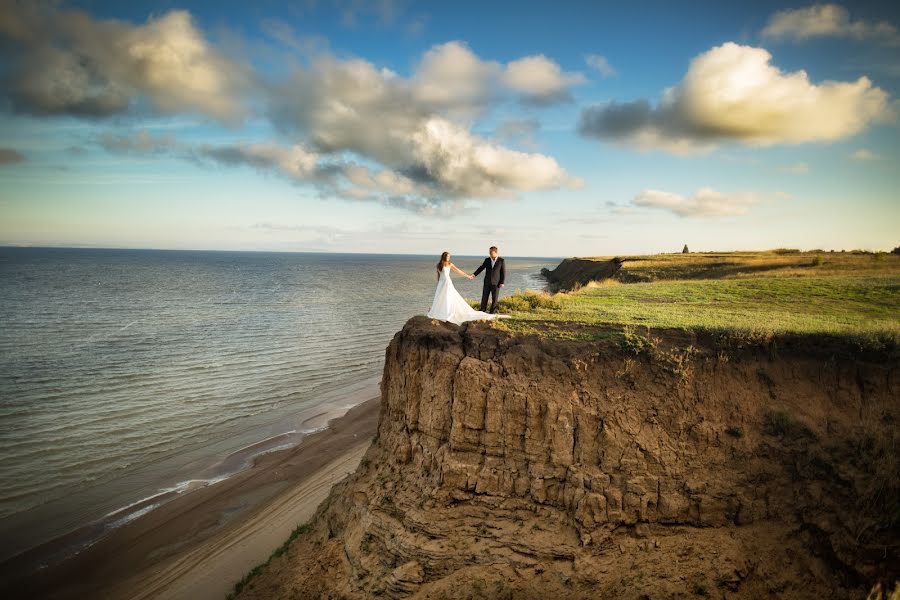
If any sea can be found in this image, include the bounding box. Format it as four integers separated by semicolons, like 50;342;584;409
0;247;557;565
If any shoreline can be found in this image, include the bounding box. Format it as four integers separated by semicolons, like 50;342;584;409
1;395;382;599
0;374;381;566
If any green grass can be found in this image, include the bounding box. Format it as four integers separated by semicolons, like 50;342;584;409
593;250;900;283
483;266;899;347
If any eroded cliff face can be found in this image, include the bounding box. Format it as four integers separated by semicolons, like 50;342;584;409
238;317;899;599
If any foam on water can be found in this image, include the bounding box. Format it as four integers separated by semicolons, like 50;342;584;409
0;248;557;564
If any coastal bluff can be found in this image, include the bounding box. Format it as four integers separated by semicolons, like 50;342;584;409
235;316;899;599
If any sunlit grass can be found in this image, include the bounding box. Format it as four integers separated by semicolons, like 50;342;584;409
584;249;900;283
484;253;899;347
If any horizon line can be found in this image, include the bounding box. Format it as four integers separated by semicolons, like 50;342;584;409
0;244;893;257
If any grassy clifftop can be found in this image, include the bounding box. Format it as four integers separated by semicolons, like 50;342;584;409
486;250;900;346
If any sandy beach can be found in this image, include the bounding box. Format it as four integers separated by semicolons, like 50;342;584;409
1;395;381;600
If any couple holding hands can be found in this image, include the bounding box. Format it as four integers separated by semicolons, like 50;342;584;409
427;246;508;325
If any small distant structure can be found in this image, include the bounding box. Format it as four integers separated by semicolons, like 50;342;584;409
682;244;689;254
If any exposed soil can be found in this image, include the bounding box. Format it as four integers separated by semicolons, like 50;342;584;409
235;316;899;599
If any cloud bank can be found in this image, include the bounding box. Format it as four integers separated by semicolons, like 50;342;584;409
261;42;583;203
632;187;760;217
0;2;253;122
577;42;892;154
0;5;584;213
762;4;900;45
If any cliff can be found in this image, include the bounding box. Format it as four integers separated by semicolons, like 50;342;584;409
236;316;899;599
540;257;624;292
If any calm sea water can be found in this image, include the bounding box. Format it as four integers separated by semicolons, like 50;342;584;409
0;247;556;562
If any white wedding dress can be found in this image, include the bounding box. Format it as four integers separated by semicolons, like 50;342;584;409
427;265;504;325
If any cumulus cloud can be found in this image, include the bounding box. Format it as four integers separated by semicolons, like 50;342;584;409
197;143;320;180
409;42;585;116
0;2;253;122
412;41;502;120
577;42;892;154
10;2;582;213
188;140;430;207
265;50;581;204
410;118;580;197
632;187;760;217
585;54;616;77
0;148;26;165
97;127;575;216
321;114;578;203
762;4;900;45
502;54;586;105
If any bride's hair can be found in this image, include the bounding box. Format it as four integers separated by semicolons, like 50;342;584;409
436;251;450;273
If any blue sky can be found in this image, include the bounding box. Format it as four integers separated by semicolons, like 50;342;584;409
1;0;898;256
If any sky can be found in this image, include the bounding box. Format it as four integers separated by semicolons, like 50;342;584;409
0;0;898;257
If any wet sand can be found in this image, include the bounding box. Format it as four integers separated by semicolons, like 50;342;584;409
1;395;381;600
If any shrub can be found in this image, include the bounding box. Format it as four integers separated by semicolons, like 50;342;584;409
500;290;561;311
763;409;816;441
725;426;743;438
468;290;561;312
621;325;659;355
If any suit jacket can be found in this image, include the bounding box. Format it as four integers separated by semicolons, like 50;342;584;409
473;257;505;287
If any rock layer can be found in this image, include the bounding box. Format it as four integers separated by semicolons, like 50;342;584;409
237;317;899;599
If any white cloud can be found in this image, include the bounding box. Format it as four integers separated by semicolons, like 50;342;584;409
198;143;319;180
5;4;582;213
410;117;581;198
266;49;581;205
0;4;253;122
411;42;585;115
269;55;422;166
585;54;616;77
412;41;502;121
762;4;900;45
191;140;437;208
851;148;882;161
778;162;810;174
632;187;760;217
502;54;586;104
578;42;892;154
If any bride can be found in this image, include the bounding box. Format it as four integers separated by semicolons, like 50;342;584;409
427;252;505;325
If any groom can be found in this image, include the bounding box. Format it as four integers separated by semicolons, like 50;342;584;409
473;246;505;314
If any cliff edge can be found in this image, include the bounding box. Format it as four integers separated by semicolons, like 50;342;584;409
540;257;624;292
236;316;898;599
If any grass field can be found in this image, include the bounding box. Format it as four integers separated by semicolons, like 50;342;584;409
471;250;900;345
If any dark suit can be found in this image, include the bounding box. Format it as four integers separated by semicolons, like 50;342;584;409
473;257;505;313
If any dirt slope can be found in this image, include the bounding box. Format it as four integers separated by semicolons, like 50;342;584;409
235;316;899;599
